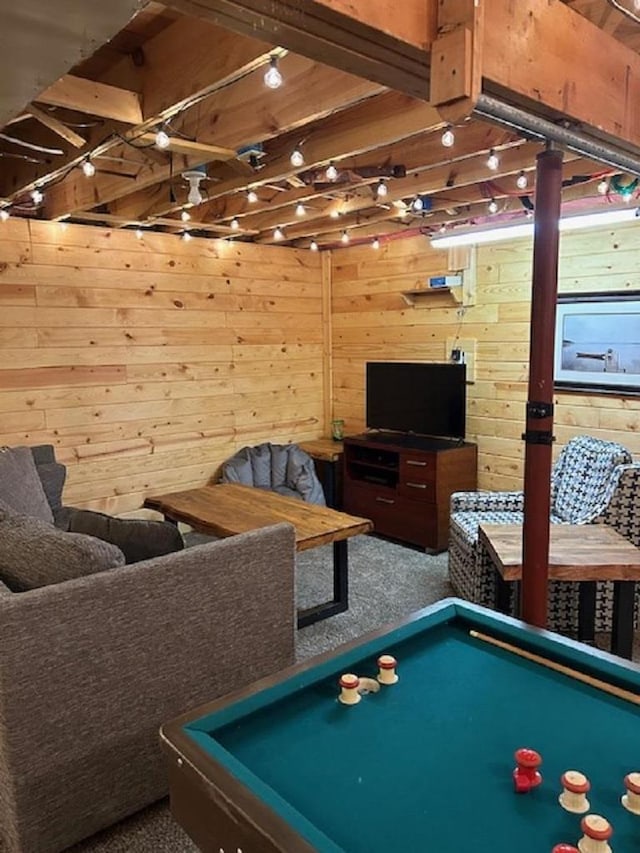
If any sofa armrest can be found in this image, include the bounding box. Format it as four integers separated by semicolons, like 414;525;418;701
0;523;296;853
451;490;525;513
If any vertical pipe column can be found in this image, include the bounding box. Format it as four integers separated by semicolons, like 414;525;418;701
521;147;563;628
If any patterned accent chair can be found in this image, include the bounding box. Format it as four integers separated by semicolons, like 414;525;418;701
448;435;639;635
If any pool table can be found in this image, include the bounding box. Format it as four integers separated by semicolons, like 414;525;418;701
160;599;640;852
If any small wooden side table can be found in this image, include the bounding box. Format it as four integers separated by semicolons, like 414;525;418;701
478;523;640;659
298;438;343;509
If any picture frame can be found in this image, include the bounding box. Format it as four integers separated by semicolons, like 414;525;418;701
554;292;640;395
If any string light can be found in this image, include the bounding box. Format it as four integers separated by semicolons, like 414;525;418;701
441;127;455;148
273;226;284;240
487;149;499;170
372;237;380;249
325;162;338;181
597;179;609;195
0;208;9;221
290;147;304;167
247;189;258;203
310;239;319;251
488;198;499;214
230;218;240;230
31;188;44;204
295;203;306;216
181;231;192;241
329;209;340;219
155;126;170;149
341;230;350;244
411;196;424;212
135;228;143;239
376;179;388;198
516;171;528;190
180;209;191;222
264;56;283;89
82;158;96;177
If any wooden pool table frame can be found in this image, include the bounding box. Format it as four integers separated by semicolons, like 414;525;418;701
159;599;640;853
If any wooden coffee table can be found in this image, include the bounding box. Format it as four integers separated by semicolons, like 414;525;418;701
478;523;640;658
144;483;372;628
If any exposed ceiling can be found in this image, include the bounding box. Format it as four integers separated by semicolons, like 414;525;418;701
0;0;639;249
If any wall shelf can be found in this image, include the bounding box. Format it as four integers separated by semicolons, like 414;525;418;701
401;287;462;307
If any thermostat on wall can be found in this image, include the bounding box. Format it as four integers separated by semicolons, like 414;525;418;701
429;275;463;289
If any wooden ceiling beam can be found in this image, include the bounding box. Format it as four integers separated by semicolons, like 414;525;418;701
36;75;143;124
26;104;86;148
164;0;434;98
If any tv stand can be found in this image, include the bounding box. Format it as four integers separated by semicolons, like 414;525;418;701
343;434;477;551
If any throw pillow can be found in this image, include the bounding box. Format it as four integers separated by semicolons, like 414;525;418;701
67;509;184;564
0;446;54;523
0;508;125;591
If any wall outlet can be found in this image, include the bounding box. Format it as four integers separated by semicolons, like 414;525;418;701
446;337;476;381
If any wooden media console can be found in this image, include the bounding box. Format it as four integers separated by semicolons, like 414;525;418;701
343;433;477;552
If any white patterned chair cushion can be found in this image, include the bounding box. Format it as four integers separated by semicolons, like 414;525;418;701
448;435;638;635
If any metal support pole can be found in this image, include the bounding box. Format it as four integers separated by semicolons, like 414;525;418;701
521;147;563;628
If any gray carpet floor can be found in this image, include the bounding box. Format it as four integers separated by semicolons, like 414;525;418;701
69;534;639;852
69;534;451;852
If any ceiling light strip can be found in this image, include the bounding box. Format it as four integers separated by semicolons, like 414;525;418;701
473;94;640;177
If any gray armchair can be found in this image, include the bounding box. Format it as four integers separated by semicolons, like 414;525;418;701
448;435;639;634
220;442;326;505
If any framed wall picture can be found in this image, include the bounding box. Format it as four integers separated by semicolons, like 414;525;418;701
554;292;640;395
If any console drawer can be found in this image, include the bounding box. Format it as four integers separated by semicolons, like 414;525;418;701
343;483;437;549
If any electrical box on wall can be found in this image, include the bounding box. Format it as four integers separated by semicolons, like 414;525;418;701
446;337;477;383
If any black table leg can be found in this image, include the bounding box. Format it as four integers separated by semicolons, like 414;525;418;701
611;580;636;659
578;582;596;644
324;461;337;509
297;539;349;628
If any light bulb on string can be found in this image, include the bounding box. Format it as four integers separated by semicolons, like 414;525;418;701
597;179;609;195
0;208;10;221
412;196;424;212
247;189;258;203
310;239;319;252
155;127;170;149
230;218;240;230
516;171;528;190
441;127;455;148
181;209;191;222
329;209;340;219
341;230;350;244
135;228;143;239
487;149;499;171
82;158;96;177
295;203;306;217
181;231;192;241
264;56;283;89
376;179;388;198
31;188;44;204
372;237;380;250
325;162;338;181
488;198;498;214
290;147;304;167
273;226;284;241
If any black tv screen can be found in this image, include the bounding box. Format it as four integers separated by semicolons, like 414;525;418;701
366;362;466;439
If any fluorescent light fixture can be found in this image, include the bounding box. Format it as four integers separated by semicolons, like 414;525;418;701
430;207;640;248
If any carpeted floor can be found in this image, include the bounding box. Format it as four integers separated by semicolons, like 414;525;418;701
68;533;640;852
69;534;451;852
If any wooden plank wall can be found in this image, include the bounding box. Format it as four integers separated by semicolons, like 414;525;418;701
0;218;324;515
331;226;640;491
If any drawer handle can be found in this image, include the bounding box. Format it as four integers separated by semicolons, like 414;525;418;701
406;460;427;467
406;482;428;489
375;497;395;504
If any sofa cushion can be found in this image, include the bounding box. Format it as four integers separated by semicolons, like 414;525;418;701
67;509;184;564
0;502;125;591
0;446;54;523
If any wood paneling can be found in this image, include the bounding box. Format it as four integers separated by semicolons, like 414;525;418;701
330;227;640;491
0;219;323;515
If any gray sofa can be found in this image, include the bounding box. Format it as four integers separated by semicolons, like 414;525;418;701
0;446;297;853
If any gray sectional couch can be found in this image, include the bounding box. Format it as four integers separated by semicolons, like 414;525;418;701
0;445;297;853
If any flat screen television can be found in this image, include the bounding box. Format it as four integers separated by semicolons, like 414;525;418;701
366;361;466;440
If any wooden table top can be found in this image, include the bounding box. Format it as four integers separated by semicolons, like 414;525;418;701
144;483;372;552
479;523;640;582
298;438;344;462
